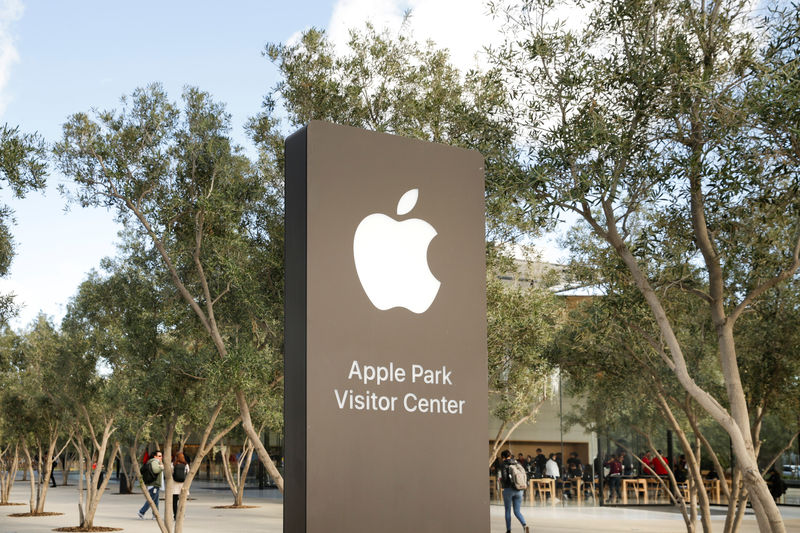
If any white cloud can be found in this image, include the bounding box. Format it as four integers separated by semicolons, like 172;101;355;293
327;0;503;73
0;0;23;117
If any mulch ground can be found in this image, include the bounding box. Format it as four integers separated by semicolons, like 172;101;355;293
211;504;260;509
53;527;123;532
9;511;64;517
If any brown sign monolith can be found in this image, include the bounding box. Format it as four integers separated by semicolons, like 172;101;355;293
284;121;487;533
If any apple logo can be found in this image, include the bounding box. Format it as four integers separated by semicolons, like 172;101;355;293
353;189;441;314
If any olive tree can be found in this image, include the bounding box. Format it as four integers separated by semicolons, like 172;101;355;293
55;85;286;492
492;1;800;529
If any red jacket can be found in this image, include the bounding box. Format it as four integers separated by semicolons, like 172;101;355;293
654;456;669;476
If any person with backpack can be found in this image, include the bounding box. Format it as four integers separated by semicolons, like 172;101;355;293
171;452;190;521
137;450;164;519
500;450;530;533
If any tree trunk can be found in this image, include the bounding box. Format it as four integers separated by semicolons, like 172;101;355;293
20;442;35;514
76;439;86;526
172;404;242;533
0;444;19;504
235;389;284;492
236;444;255;507
220;445;237;502
715;324;783;533
130;445;168;533
162;417;177;533
118;454;130;492
733;492;749;533
693;434;711;533
724;466;742;533
658;393;711;533
35;435;60;514
61;453;68;486
627;432;694;531
82;438;119;529
604;223;785;532
488;399;546;468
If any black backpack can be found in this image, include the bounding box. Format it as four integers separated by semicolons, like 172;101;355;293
141;461;157;485
172;464;187;483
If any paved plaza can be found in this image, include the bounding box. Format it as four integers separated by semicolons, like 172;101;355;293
3;480;800;533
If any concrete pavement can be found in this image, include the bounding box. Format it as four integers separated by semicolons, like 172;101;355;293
2;480;800;532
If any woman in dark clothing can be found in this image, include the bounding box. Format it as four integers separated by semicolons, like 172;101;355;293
172;452;190;520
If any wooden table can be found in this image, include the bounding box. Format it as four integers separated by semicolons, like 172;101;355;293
529;477;557;504
621;478;648;504
703;479;721;504
562;478;587;502
636;476;665;502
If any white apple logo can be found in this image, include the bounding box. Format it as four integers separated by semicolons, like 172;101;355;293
353;189;441;314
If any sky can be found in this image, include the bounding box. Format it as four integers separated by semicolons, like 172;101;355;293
0;0;556;329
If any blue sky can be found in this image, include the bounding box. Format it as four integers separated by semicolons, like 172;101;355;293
0;0;336;328
0;0;497;328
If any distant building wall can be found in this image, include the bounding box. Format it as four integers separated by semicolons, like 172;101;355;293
489;390;597;466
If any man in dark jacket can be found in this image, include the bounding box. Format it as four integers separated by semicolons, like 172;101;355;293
500;450;530;533
767;468;786;503
533;448;547;477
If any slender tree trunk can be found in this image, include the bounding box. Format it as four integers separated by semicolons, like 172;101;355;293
603;221;785;532
236;444;255;507
616;434;694;532
130;446;165;532
686;407;731;503
162;416;177;533
34;441;42;513
77;442;85;527
61;451;73;486
222;437;257;507
657;392;712;532
118;454;131;492
724;467;744;533
173;403;242;533
235;390;284;492
0;444;19;504
80;416;119;530
220;445;238;503
20;442;35;514
733;492;749;533
83;443;119;529
35;433;61;514
488;399;546;467
489;422;507;469
715;323;782;533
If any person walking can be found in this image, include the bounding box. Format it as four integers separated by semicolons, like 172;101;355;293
50;459;58;487
500;450;530;533
171;452;190;521
137;450;164;519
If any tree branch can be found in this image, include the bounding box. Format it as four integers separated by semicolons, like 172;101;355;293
730;234;800;324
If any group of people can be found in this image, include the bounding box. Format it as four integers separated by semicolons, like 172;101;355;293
497;446;792;525
495;449;591;532
602;449;670;502
136;450;190;521
494;449;588;481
